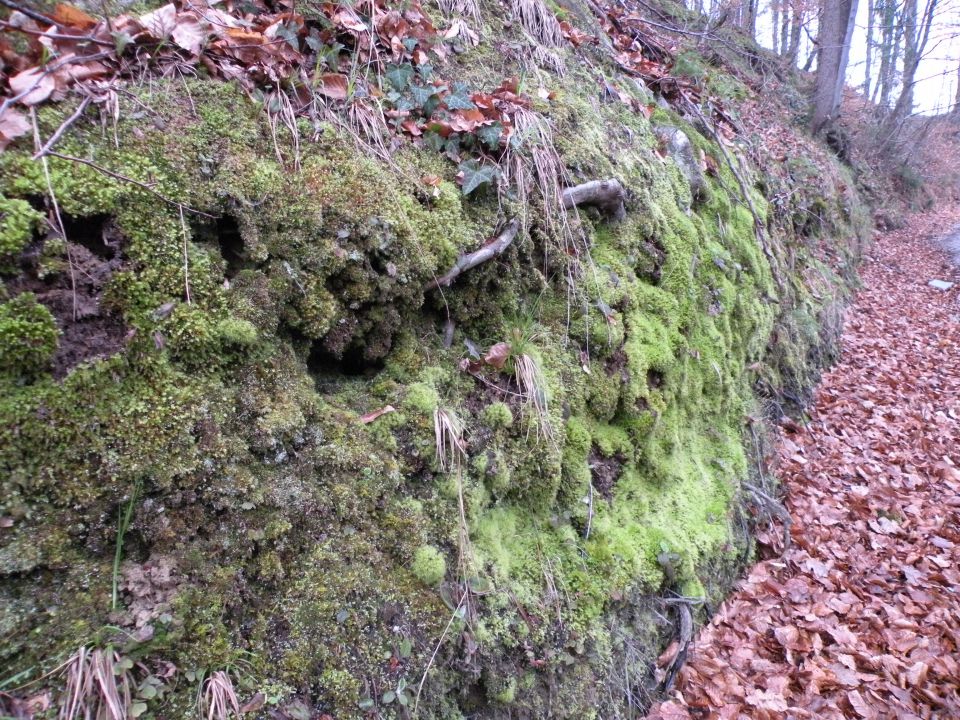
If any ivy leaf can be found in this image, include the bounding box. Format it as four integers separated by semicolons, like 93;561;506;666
423;131;445;152
476;122;503;149
418;63;434;80
411;84;438;109
445;82;476;110
444;134;462;162
275;20;300;51
305;29;324;52
402;37;418;52
385;63;414;92
457;159;499;196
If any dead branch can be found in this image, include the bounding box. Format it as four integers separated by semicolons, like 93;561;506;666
744;481;793;552
660;601;693;693
0;0;56;25
46;151;217;219
32;96;92;160
426;218;520;290
562;179;626;221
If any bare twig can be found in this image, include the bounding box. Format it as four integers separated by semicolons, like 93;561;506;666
561;179;627;220
45;151;217;219
659;601;693;693
584;481;594;539
31;109;78;321
412;592;466;718
0;0;56;25
426;219;520;290
179;205;192;304
32;96;92;161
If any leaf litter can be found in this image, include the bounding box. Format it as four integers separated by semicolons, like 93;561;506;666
648;209;960;720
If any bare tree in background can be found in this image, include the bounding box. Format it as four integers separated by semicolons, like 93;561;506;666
886;0;939;126
812;0;859;133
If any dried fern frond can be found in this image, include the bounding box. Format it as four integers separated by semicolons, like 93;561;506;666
199;671;242;720
433;408;466;472
59;647;132;720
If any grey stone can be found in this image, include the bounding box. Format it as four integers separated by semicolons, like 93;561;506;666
928;279;954;291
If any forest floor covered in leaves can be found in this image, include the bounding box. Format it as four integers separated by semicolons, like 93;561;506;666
648;209;960;720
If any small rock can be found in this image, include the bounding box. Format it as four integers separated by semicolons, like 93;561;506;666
928;279;954;291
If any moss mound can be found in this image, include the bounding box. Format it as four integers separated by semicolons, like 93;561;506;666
0;2;868;717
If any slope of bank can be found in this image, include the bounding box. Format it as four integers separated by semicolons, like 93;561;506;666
0;1;868;717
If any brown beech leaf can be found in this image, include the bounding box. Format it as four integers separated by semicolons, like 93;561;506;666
360;405;396;424
171;12;210;55
0;107;31;150
140;3;177;39
483;342;511;370
9;67;55;105
316;73;349;100
52;3;98;30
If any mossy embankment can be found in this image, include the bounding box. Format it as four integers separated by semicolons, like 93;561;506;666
0;2;869;717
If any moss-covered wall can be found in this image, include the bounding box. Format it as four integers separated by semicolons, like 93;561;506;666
0;5;867;717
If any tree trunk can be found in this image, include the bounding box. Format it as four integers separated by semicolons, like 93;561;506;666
772;0;780;53
865;0;874;98
811;0;859;133
787;0;803;65
888;0;938;127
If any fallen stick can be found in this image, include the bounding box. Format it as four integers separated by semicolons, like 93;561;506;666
561;179;626;220
660;601;693;692
426;218;520;290
32;96;91;160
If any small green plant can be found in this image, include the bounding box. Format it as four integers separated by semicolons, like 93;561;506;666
112;478;143;612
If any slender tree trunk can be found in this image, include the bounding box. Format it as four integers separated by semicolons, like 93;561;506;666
811;0;859;133
772;0;781;53
888;0;938;126
780;5;790;54
951;59;960;118
865;0;874;97
787;0;803;64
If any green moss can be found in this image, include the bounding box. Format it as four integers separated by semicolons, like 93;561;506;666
404;382;440;415
0;293;59;377
216;317;258;347
481;401;513;429
0;195;42;261
412;544;447;586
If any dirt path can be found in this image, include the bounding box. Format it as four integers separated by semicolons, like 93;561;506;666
648;211;960;720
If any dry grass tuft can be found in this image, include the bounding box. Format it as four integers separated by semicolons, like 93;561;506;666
511;0;564;48
433;407;466;472
198;671;242;720
514;353;553;440
59;647;132;720
436;0;481;25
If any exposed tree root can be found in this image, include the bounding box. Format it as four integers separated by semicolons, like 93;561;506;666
659;600;694;693
425;218;520;290
562;178;627;220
